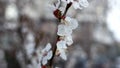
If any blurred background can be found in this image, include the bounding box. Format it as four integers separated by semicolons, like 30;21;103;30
0;0;120;68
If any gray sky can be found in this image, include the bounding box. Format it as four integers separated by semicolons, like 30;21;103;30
107;0;120;42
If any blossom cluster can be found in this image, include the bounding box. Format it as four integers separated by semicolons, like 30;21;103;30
30;43;52;68
51;0;89;61
28;0;89;67
56;16;78;60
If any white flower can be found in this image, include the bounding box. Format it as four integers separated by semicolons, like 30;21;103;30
57;40;67;60
57;40;67;49
65;35;73;46
35;43;53;66
41;43;53;65
62;0;89;9
65;16;78;30
57;16;78;60
59;49;67;60
42;50;52;65
42;43;52;52
57;24;72;36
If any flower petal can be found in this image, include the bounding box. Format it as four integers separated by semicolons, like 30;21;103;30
46;50;53;60
65;35;73;46
57;40;67;49
42;43;52;52
42;56;48;65
65;17;78;29
57;24;72;36
59;50;67;60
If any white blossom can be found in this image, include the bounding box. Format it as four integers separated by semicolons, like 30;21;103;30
57;40;67;60
56;16;78;60
47;50;53;60
65;35;73;46
59;49;67;60
65;16;78;30
42;44;52;65
42;50;52;65
56;36;73;60
57;40;67;49
42;43;52;52
42;56;48;65
37;43;53;65
57;24;72;36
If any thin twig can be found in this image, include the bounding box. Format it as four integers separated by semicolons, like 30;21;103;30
62;2;72;17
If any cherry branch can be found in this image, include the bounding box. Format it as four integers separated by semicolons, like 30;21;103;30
49;2;72;68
